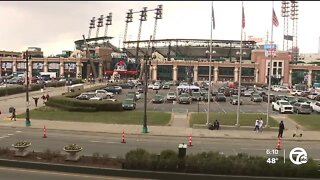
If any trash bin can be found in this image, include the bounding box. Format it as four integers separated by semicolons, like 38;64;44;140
178;143;187;158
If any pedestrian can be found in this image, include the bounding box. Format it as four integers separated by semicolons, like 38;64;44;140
41;94;46;104
213;119;220;130
259;118;264;132
11;108;16;121
46;94;50;101
278;121;285;138
33;97;39;107
254;118;260;132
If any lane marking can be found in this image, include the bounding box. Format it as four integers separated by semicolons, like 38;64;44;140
15;131;22;133
89;140;118;144
7;134;14;136
1;136;9;138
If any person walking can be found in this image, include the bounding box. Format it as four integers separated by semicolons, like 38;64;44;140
254;118;260;132
11;108;16;121
278;121;285;138
41;94;46;104
46;94;50;101
33;97;39;107
259;118;264;133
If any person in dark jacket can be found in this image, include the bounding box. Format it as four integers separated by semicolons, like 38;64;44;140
213;120;220;130
278;121;285;138
33;97;39;107
11;108;16;121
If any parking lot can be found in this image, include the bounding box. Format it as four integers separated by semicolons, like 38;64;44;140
112;83;318;114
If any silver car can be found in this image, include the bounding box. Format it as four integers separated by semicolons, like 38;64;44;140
292;102;312;114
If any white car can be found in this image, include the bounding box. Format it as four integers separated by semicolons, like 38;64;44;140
148;84;154;89
307;93;319;100
272;100;293;113
135;92;142;100
274;86;289;92
166;92;177;101
153;83;161;90
89;96;102;101
310;101;320;113
290;90;302;96
95;89;114;99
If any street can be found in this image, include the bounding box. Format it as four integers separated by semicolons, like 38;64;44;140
1;127;319;161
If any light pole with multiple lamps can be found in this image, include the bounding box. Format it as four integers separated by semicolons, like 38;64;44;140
235;51;246;127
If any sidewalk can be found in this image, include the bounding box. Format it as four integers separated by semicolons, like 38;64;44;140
1;118;320;142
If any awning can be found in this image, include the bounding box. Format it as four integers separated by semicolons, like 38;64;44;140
104;70;138;75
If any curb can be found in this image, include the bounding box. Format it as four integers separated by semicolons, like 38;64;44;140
0;158;316;180
3;125;320;142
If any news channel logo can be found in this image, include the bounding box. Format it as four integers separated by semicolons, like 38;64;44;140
289;147;308;165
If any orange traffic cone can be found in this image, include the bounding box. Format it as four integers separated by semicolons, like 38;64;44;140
276;137;281;150
188;134;193;147
121;130;126;143
43;125;47;138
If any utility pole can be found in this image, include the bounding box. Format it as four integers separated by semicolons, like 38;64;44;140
23;51;31;127
143;35;152;134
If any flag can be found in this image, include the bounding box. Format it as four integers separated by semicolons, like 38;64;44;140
212;5;215;30
272;8;279;27
284;35;294;41
242;6;245;29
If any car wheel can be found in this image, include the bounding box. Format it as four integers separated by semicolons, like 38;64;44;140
311;107;314;112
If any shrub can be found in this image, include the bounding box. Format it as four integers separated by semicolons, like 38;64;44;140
157;150;179;171
124;149;152;170
0;84;42;97
45;81;66;87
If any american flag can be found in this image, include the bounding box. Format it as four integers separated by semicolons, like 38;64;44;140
242;6;245;29
212;5;215;30
272;8;279;27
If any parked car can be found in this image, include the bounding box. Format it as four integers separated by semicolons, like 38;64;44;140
76;92;96;100
275;95;286;101
153;83;161;90
137;86;144;93
301;91;310;97
215;93;226;102
95;89;114;99
166;92;177;101
262;94;276;102
178;93;192;104
118;82;135;89
310;101;320;113
148;84;154;89
243;89;254;97
272;100;293;113
250;94;263;102
297;97;311;104
284;96;297;105
126;93;137;101
307;92;319;100
273;86;289;92
135;92;142;100
89;96;102;101
152;94;164;104
230;95;243;105
192;92;203;101
104;86;122;94
162;82;171;89
202;93;214;102
290;90;303;96
292;102;312;114
122;99;136;110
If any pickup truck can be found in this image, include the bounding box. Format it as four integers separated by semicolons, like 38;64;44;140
310;101;320;113
272;100;293;113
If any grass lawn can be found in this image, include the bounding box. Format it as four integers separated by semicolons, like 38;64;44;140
190;112;278;127
17;107;171;126
288;114;320;131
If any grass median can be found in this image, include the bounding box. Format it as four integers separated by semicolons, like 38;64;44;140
288;114;320;131
190;112;278;127
17;107;171;126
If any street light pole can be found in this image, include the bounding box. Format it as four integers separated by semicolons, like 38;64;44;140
142;35;152;134
25;50;31;126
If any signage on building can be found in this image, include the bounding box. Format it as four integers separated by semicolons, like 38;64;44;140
64;63;76;69
1;62;12;69
33;62;44;69
264;44;277;50
248;36;263;43
17;62;27;69
48;63;59;70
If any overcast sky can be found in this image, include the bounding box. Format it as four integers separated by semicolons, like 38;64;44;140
0;1;318;56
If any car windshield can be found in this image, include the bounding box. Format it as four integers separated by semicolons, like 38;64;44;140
180;93;189;97
155;95;163;99
168;92;175;96
217;93;224;97
301;105;310;108
286;97;296;101
124;99;133;104
280;101;290;105
193;92;200;96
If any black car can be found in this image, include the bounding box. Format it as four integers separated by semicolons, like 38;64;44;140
118;82;134;89
262;94;276;102
215;93;226;102
104;86;122;94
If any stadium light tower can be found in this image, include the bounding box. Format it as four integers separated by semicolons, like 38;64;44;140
136;7;148;66
96;15;104;38
152;5;163;47
290;1;299;62
104;13;112;41
281;1;290;51
88;17;96;39
123;9;133;49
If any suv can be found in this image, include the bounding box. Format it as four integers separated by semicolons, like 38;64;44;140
215;93;226;102
292;102;312;114
178;93;192;104
122;99;136;110
262;94;276;102
250;94;262;102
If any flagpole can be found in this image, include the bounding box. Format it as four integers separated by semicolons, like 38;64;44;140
236;1;244;127
206;1;213;125
266;1;275;128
